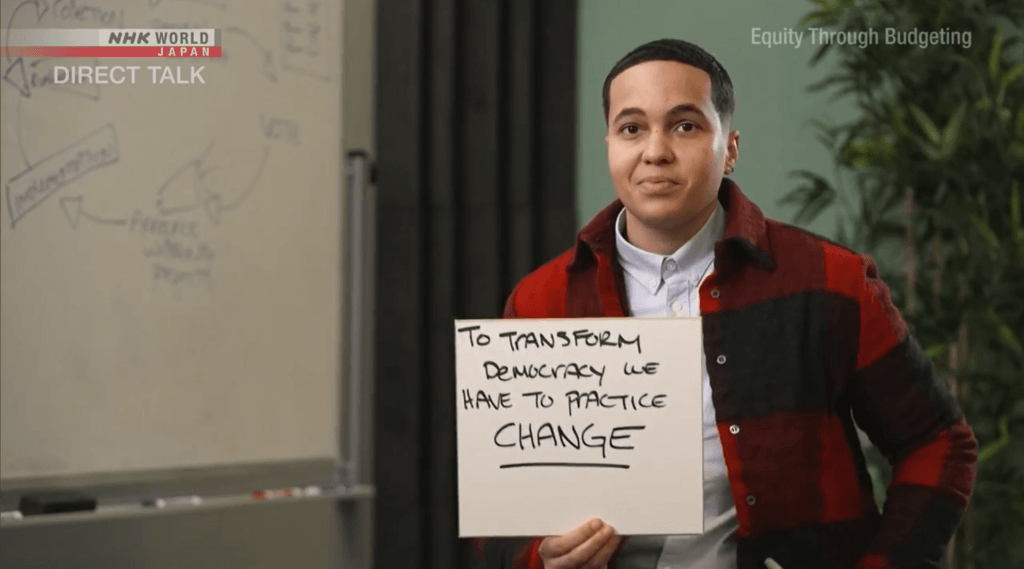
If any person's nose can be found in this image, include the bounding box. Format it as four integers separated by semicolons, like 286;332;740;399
641;129;674;164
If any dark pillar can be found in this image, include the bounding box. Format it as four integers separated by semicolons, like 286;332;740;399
375;0;578;567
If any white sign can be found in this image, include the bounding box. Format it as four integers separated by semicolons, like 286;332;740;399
455;318;704;537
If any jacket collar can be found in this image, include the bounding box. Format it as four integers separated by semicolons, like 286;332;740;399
569;178;776;273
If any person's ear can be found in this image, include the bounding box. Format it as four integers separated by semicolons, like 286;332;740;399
724;130;740;175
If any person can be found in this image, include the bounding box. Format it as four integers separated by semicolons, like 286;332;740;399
472;38;978;569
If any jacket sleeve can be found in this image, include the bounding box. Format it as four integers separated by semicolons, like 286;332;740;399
841;254;978;569
469;287;546;569
503;286;519;318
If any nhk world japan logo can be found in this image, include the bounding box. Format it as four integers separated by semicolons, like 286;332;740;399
3;28;220;84
3;28;221;58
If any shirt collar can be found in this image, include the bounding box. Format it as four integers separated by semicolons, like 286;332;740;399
570;178;776;273
614;201;725;295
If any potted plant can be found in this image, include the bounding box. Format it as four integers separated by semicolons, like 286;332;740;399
780;1;1024;567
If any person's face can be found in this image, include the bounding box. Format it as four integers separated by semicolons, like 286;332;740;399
605;60;738;239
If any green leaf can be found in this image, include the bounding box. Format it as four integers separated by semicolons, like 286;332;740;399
1012;181;1022;236
809;120;839;149
923;344;946;359
914;137;942;160
998;324;1024;360
835;217;851;246
987;308;1024;359
780;170;838;224
809;42;834;67
827;84;861;104
951;53;980;79
989;25;1004;82
940;102;967;157
976;98;992;110
970;214;1000;249
888;104;910;137
1001;61;1024;88
806;73;854;94
908;105;942;144
1011;182;1024;255
934;180;948;204
1010;142;1024;161
1012;399;1024;420
810;118;833;133
977;417;1010;465
843;136;898;167
800;9;838;27
995;62;1024;110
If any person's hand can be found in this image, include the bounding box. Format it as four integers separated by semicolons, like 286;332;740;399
538;518;622;569
764;558;784;569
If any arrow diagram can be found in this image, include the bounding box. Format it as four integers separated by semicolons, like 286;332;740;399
59;196;126;229
7;68;32;169
4;56;104;102
223;27;278;83
148;0;226;9
5;123;120;228
155;142;271;225
2;57;29;97
3;2;50;170
4;0;50;64
155;149;209;216
198;145;270;224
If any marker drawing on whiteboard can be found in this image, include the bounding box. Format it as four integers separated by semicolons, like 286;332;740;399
142;495;202;509
251;486;326;500
251;488;296;500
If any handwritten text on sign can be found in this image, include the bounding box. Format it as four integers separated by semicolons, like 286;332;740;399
455;318;704;537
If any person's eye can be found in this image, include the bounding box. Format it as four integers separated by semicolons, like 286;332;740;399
620;124;641;135
676;122;697;133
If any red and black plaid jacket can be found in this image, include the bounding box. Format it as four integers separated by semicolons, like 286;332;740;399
473;180;977;569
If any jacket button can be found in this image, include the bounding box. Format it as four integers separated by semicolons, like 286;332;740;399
716;355;727;365
710;289;720;298
746;495;756;506
729;425;740;435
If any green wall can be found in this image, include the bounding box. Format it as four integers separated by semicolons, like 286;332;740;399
576;0;855;238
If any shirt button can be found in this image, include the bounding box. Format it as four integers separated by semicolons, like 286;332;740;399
746;495;756;506
671;301;683;313
648;278;657;287
665;259;677;271
716;355;727;365
729;425;740;434
710;289;720;298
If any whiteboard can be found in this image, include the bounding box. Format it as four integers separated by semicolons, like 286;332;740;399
0;0;343;481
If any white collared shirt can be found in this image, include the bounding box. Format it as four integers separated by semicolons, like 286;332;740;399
613;202;738;569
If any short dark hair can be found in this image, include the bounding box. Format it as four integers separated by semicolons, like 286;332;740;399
602;38;735;125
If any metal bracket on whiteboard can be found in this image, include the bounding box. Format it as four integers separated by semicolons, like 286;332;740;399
340;150;375;488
